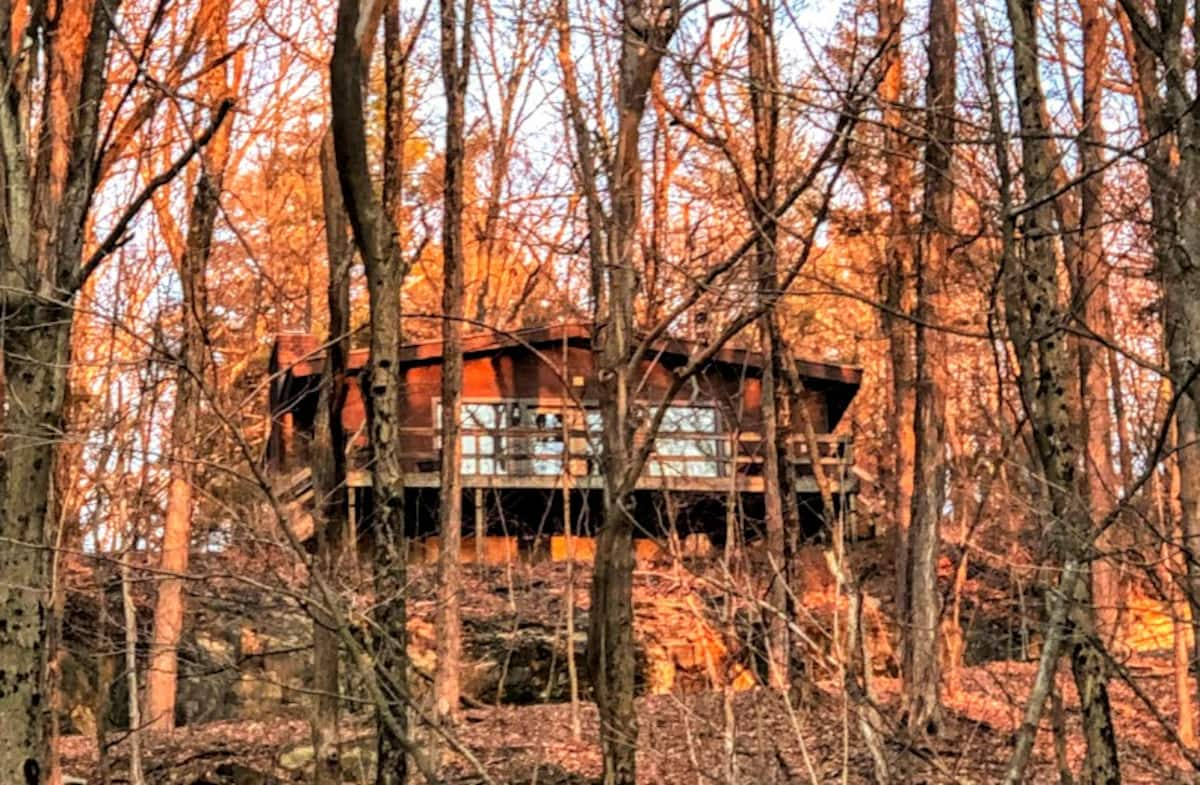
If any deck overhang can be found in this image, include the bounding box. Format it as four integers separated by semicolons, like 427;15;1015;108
343;469;856;495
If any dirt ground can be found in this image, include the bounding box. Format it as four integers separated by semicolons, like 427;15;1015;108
60;656;1196;784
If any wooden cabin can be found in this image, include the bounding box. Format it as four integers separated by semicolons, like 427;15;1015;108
267;323;863;551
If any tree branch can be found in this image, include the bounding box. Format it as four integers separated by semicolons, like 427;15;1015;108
71;97;235;295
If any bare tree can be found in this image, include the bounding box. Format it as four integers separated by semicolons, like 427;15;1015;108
435;0;474;725
1116;0;1200;727
555;4;871;781
310;130;354;785
994;1;1120;780
556;0;681;780
876;0;917;619
330;0;425;781
0;0;230;776
1075;0;1122;649
901;0;955;737
145;0;236;731
743;0;794;691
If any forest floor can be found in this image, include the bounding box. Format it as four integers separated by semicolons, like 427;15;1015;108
57;540;1196;783
59;658;1196;784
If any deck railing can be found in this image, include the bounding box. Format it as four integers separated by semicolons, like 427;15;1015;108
364;426;853;486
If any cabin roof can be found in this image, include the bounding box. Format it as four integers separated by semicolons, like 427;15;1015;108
272;322;863;387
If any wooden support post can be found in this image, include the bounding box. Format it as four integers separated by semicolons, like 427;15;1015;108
474;487;485;562
279;411;294;470
347;487;359;572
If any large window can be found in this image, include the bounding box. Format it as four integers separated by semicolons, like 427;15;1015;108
440;400;573;476
526;408;566;475
440;400;721;478
648;405;722;478
459;402;505;475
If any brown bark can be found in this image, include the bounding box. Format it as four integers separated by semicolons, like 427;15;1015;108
310;131;354;785
876;0;917;616
145;0;234;731
1174;350;1200;756
145;455;195;730
760;348;790;688
0;2;119;779
1075;0;1122;648
46;399;81;785
1110;353;1135;491
1051;683;1075;785
999;1;1120;781
331;1;418;781
94;563;115;785
902;0;955;737
434;0;473;725
120;555;145;785
143;173;225;732
744;0;789;691
563;1;679;782
1173;590;1196;748
943;544;968;699
1116;0;1200;737
1164;436;1198;748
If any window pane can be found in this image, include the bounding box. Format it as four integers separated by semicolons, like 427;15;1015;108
657;405;717;432
651;406;719;477
463;403;497;428
532;433;563;475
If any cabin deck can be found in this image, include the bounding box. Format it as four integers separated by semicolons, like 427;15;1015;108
268;324;865;541
336;429;855;494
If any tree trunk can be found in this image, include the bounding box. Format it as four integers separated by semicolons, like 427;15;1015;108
95;563;115;785
589;497;639;785
0;0;223;774
760;350;790;688
1177;400;1200;728
434;0;473;725
876;0;916;617
1165;448;1197;747
0;317;67;784
145;0;233;730
121;555;145;785
331;1;415;781
902;0;955;736
1001;0;1120;780
143;169;221;732
744;0;789;690
1115;0;1200;747
310;131;354;785
1068;618;1120;785
590;128;640;781
1076;0;1122;648
583;3;679;782
0;9;108;759
1051;684;1075;785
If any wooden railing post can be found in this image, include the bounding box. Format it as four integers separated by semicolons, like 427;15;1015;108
474;487;485;561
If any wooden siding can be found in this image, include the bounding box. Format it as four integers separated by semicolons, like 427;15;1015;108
268;324;860;492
